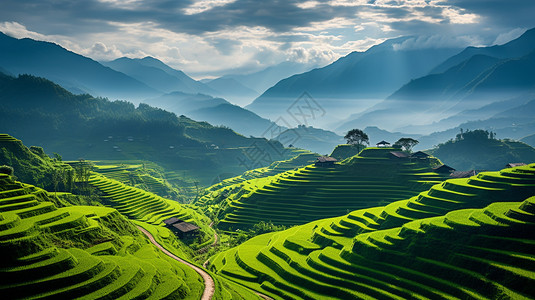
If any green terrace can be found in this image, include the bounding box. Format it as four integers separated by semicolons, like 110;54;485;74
92;163;178;199
0;173;204;299
209;163;535;299
88;174;216;248
209;147;449;229
200;150;319;199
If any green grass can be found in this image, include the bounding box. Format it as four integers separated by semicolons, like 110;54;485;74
206;147;449;230
209;163;535;299
0;174;207;299
88;173;216;248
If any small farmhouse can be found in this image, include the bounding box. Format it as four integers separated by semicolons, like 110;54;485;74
389;151;409;159
163;217;200;239
315;156;337;167
376;141;391;147
506;163;526;168
433;164;456;174
410;151;430;159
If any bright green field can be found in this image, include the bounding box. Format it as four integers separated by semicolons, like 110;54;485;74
88;173;217;249
0;173;204;299
206;147;448;229
209;163;535;299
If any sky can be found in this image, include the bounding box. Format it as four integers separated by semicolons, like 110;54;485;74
1;0;534;79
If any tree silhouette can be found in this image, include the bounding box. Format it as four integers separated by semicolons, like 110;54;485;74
394;138;419;152
345;129;369;153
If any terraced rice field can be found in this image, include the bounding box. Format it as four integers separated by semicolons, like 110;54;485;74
200;151;320;199
88;174;216;247
94;164;174;198
209;163;535;299
209;147;448;229
0;173;203;299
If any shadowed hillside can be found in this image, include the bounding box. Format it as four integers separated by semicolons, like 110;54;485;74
0;74;292;185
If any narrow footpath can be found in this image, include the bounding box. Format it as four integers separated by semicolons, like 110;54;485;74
137;226;215;300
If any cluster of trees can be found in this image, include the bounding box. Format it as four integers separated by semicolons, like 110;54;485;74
455;129;496;142
344;129;419;152
0;140;94;195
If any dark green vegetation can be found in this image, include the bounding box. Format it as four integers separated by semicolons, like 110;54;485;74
144;91;276;137
0;72;293;185
429;129;535;171
210;163;535;299
0;134;77;194
203;147;447;229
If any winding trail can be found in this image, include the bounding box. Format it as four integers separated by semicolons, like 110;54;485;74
137;226;215;300
202;221;219;268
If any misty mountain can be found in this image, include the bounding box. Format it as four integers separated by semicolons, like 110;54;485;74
143;92;278;137
0;72;288;184
416;97;535;150
188;103;276;137
339;28;535;133
431;28;535;74
246;36;462;122
203;77;259;105
102;56;218;95
522;134;535;147
0;32;158;101
361;126;421;146
218;61;316;94
274;125;345;155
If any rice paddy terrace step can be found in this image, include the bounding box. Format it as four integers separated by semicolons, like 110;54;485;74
212;164;535;299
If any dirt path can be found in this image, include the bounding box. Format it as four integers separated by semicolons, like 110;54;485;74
202;221;219;268
137;226;215;300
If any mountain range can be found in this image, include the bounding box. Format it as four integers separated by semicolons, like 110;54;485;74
0;32;158;101
246;36;463;126
336;28;535;134
1;28;534;155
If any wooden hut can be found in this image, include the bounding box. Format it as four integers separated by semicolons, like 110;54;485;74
433;164;456;174
410;151;430;159
376;140;391;147
163;217;199;239
450;170;477;178
389;151;409;159
506;163;526;168
163;217;182;226
171;222;200;239
315;156;337;167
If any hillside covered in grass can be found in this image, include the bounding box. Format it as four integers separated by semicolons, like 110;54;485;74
0;134;76;192
0;173;208;299
429;129;535;171
88;173;217;249
204;147;448;229
0;73;292;185
209;163;535;299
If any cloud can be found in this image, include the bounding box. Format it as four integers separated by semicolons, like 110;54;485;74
0;21;48;40
392;34;484;51
1;0;534;78
287;47;337;64
86;42;125;60
183;0;238;15
493;27;527;45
